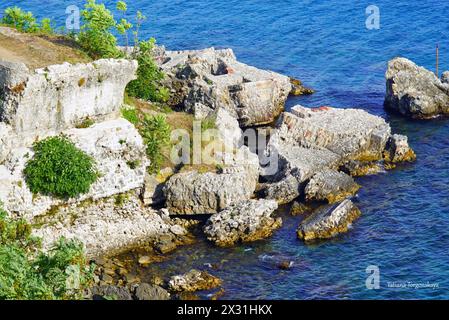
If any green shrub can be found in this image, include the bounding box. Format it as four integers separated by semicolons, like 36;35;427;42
141;114;171;174
121;107;140;125
0;204;94;300
126;38;168;103
24;136;98;199
1;6;55;34
78;0;123;59
39;18;54;34
2;6;38;32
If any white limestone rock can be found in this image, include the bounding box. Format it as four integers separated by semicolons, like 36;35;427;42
385;57;449;118
203;199;281;246
32;193;180;258
0;59;138;145
0;119;148;220
297;199;361;241
159;47;292;127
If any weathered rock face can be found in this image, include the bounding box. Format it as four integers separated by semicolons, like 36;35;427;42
269;106;392;162
203;199;281;246
384;57;449;118
32;193;186;258
297;199;361;241
135;283;171;300
168;269;222;292
163;167;257;215
0;59;137;144
383;134;416;164
304;169;360;203
157;47;292;126
442;71;449;84
91;285;133;300
261;105;415;204
0;119;148;219
0;123;11;163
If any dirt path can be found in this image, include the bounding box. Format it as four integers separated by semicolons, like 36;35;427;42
0;26;90;70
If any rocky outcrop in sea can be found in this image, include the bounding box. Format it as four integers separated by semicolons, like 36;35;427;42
385;57;449;118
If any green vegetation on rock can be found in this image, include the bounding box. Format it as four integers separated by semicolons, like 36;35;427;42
126;38;169;103
0;204;94;300
2;1;169;104
78;0;123;59
141;114;171;174
24;136;98;199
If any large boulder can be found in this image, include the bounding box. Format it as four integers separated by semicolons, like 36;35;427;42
384;57;449;118
304;169;360;203
297;199;361;241
163;167;257;215
158;47;293;127
0;59;137;145
0;119;148;219
203;199;281;246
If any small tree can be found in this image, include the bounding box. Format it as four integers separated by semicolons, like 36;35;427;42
78;0;123;59
126;38;168;102
2;6;38;32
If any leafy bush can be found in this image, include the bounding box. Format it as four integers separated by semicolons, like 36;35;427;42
126;38;168;103
24;136;98;199
1;6;55;34
0;204;94;300
78;0;123;59
141;115;171;173
1;6;38;32
39;18;54;34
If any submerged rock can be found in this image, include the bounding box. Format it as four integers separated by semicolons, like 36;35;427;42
290;201;313;216
297;199;361;241
290;78;315;96
203;199;281;246
168;269;222;292
384;57;449;118
304;169;360;203
157;47;293;126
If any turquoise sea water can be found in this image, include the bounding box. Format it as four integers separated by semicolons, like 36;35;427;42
4;0;449;299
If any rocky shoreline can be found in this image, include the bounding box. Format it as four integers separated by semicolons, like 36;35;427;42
1;25;433;299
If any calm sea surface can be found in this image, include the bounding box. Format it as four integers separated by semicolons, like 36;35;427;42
4;0;449;299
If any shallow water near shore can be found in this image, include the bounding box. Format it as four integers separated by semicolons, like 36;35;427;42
4;0;449;299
